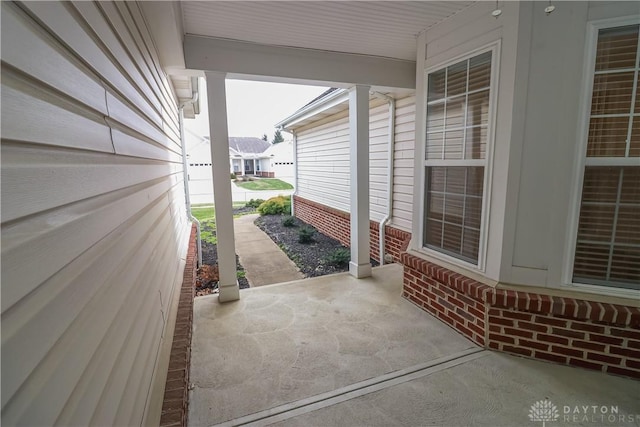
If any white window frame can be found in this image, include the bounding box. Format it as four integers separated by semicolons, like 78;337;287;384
416;41;500;272
563;16;640;298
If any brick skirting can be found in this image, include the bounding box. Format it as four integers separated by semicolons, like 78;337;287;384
160;224;197;427
401;252;640;379
292;195;411;263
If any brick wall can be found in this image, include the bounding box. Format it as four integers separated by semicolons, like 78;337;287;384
160;224;197;427
293;195;411;263
401;252;640;379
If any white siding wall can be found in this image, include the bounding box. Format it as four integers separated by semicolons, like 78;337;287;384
297;110;351;212
296;97;415;228
393;96;416;232
1;2;190;426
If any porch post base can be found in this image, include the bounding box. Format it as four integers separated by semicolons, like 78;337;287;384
349;261;372;279
218;282;240;303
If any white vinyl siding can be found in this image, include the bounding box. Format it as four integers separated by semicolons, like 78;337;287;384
297;111;352;213
1;2;190;426
296;96;415;227
393;96;417;232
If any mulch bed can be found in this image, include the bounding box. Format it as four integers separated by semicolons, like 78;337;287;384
255;215;378;277
195;209;251;297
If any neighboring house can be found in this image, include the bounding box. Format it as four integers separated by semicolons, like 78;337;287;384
228;136;272;176
277;88;416;261
262;139;296;184
2;2;639;426
185;132;273;177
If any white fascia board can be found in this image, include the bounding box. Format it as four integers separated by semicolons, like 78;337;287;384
184;35;416;89
275;89;349;131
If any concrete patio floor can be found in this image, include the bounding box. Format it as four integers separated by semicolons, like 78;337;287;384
190;264;640;427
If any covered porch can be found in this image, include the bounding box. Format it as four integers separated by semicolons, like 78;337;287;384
189;264;639;426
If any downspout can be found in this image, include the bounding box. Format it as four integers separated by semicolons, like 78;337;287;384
371;92;396;265
179;92;203;266
280;127;297;215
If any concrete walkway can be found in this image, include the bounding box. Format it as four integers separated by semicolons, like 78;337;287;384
190;264;640;427
234;214;304;287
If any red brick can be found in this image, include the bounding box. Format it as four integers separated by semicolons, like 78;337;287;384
489;316;514;327
503;345;532;357
519;321;548;333
467;305;485;320
489;325;501;333
587;352;622;365
489;341;500;350
573;340;606;352
609;348;640;361
589;334;623;345
535;351;567;364
467;322;484;336
455;307;475;322
431;300;445;313
610;328;640;340
503;311;533;321
600;303;616;323
160;410;183;426
539;295;552;313
448;310;466;326
550;328;585;339
519;339;549;351
489;334;515;344
534;316;567;327
570;358;603;371
537;334;569;345
437;312;455;326
457;323;474;338
628;340;640;350
625;359;640;369
528;294;543;312
551;345;584;358
504;327;534;339
571;322;605;334
607;366;640;379
551;296;564;316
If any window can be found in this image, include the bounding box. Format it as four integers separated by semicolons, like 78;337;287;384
573;24;640;289
423;50;493;265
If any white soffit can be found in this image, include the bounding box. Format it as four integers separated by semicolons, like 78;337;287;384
181;1;475;61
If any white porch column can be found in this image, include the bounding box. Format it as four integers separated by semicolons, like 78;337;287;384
205;71;239;302
240;157;245;176
349;85;372;278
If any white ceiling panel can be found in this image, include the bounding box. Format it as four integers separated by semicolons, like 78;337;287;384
181;1;475;61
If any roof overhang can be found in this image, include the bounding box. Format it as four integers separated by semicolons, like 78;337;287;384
276;89;349;131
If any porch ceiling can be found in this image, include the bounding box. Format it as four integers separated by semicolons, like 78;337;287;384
181;1;475;62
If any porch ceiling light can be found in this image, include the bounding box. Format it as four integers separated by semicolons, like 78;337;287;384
491;0;502;18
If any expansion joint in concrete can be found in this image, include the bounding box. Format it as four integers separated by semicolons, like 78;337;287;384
211;347;487;427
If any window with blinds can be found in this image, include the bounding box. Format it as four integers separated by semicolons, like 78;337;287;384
573;24;640;289
423;51;492;264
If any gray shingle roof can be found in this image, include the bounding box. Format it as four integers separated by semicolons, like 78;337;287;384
228;137;271;155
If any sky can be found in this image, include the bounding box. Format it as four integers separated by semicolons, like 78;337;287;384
185;78;329;141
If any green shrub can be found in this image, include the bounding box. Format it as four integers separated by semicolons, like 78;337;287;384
245;198;265;209
258;196;288;215
230;172;237;180
326;248;350;266
282;216;296;227
298;226;315;243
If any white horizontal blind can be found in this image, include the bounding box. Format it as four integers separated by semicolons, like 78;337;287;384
423;51;492;264
573;24;640;289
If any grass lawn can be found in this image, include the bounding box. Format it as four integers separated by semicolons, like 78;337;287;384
191;205;216;223
234;178;293;191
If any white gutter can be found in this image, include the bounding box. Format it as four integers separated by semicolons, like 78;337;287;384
279;128;298;214
179;92;203;266
276;88;348;131
371;91;396;265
